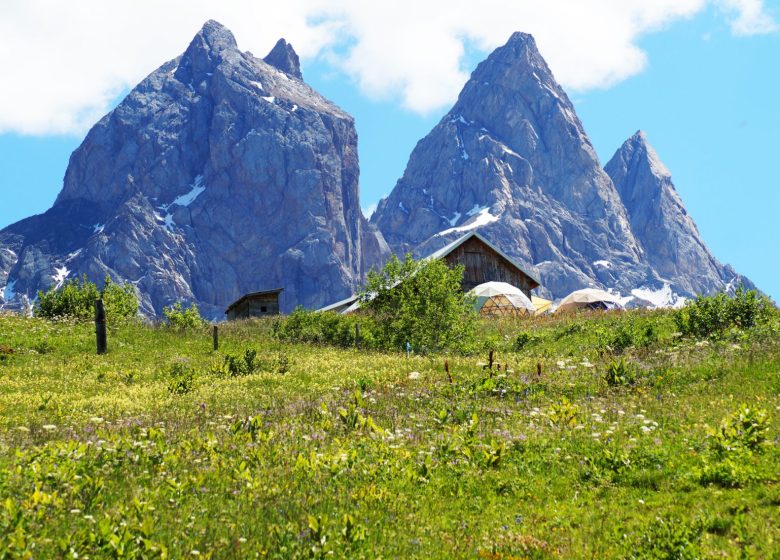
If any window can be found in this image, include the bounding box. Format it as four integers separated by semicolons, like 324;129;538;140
260;306;268;313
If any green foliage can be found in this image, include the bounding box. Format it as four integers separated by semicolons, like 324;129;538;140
698;403;769;488
162;301;205;330
360;253;476;352
604;358;636;387
674;286;773;338
166;362;195;395
709;403;769;455
276;307;374;348
513;331;538;351
36;275;138;320
548;397;579;427
628;516;704;560
213;349;290;377
0;306;778;557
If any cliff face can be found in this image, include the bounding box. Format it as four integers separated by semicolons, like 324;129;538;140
0;21;389;317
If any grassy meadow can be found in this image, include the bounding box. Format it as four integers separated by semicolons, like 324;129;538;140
0;307;778;558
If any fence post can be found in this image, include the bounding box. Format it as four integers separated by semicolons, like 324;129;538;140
355;323;360;350
212;325;219;351
95;299;107;355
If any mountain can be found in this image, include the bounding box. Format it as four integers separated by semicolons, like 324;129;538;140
605;131;752;300
371;32;749;302
0;20;389;317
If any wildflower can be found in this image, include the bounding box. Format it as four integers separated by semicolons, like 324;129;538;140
408;371;421;380
89;417;104;423
70;509;81;514
42;424;57;431
16;426;29;432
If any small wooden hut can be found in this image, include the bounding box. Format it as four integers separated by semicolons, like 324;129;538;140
426;231;540;297
225;288;283;320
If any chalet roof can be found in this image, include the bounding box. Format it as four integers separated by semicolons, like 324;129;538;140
225;288;283;314
426;231;541;288
318;294;359;313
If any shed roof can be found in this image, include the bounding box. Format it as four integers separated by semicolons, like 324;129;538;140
225;288;284;314
426;231;541;288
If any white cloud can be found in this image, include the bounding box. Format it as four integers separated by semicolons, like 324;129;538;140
0;0;776;135
718;0;779;35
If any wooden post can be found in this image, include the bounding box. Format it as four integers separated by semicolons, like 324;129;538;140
445;360;452;384
488;350;494;377
95;299;107;355
536;362;542;380
355;323;360;350
212;325;219;351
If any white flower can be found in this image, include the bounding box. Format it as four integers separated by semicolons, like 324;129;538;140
42;424;57;431
408;371;421;380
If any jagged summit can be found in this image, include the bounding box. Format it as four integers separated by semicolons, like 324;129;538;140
605;131;752;296
264;38;302;79
610;130;672;181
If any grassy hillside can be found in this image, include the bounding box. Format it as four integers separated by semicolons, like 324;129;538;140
0;308;778;558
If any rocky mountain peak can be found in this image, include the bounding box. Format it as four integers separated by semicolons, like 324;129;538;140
175;19;239;84
605;131;750;296
610;130;672;182
264;38;302;79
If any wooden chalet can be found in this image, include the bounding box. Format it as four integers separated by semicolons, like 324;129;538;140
317;231;540;313
225;288;283;320
426;231;540;297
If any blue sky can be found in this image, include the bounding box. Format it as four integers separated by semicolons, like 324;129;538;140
1;2;778;300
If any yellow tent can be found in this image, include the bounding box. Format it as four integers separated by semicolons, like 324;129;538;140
531;295;552;316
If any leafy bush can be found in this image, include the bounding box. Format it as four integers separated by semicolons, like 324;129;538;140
163;302;205;330
359;253;477;352
674;287;772;338
166;362;195;395
513;331;538;351
276;307;374;348
36;275;138;320
604;359;636;387
697;403;768;488
709;403;769;454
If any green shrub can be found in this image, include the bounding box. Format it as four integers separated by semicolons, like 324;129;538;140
674;287;772;338
166;362;195;395
360;253;477;353
276;307;374;348
513;331;538;351
709;403;769;454
163;302;205;329
604;359;636;387
36;275;138;320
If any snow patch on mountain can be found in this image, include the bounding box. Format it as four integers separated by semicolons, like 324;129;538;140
435;207;499;237
52;266;70;290
631;284;687;309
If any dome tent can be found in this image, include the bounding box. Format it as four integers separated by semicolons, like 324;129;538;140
469;281;535;317
555;288;624;313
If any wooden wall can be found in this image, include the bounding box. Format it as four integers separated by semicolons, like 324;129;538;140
443;236;536;297
226;294;281;321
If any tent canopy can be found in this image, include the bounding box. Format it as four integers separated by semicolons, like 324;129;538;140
556;288;624;313
469;281;535;317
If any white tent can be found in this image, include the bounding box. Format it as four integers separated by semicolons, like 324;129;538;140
469;281;535;317
556;288;625;313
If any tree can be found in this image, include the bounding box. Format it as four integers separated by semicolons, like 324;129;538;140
360;254;476;352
